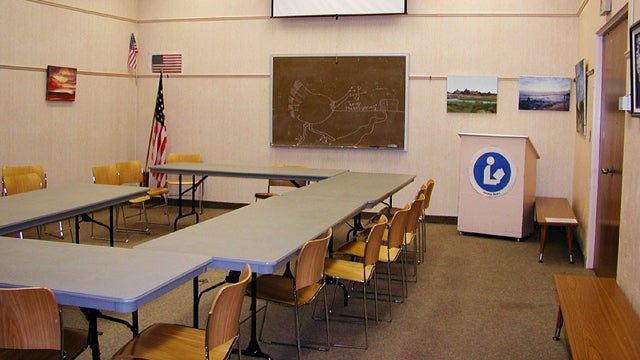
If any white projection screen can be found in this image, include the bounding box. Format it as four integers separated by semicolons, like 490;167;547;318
272;0;407;18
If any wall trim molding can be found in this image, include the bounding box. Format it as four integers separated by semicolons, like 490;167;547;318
24;1;579;24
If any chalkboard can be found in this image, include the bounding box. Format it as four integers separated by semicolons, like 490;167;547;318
271;55;408;150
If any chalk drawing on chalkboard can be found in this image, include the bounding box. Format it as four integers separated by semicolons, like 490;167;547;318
271;55;407;150
287;80;400;147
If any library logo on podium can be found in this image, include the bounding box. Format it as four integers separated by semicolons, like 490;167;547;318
468;147;516;197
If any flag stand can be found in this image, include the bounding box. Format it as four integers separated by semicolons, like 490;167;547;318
143;71;163;187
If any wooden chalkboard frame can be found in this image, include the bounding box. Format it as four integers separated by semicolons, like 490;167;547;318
270;54;408;150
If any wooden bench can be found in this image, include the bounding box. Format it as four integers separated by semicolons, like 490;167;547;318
553;275;640;359
535;197;578;263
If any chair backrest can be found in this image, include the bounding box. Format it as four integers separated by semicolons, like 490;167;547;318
268;178;307;188
91;164;119;185
421;179;435;211
205;263;251;356
2;172;43;195
2;165;47;188
0;287;62;352
363;215;388;267
167;153;202;163
406;194;426;233
267;163;307;189
386;204;411;249
116;160;144;186
295;228;332;290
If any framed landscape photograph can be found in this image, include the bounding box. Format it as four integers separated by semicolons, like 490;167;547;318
518;76;571;111
630;21;640;116
575;60;587;135
600;0;611;15
446;75;498;113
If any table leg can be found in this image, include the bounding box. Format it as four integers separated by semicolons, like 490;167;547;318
80;308;101;360
109;206;114;247
173;174;203;231
75;215;81;244
538;225;548;263
238;272;273;359
553;306;563;340
193;277;199;327
566;226;574;264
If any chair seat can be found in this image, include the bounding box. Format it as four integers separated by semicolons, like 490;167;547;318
324;258;374;282
166;179;196;186
404;232;414;245
0;349;59;360
128;195;151;204
0;327;86;360
337;241;401;263
147;187;169;197
111;323;206;360
254;192;278;200
254;275;323;306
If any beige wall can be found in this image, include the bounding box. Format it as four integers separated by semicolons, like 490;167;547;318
1;0;638;321
133;1;579;212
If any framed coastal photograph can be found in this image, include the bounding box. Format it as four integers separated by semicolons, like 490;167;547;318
600;0;611;15
630;21;640;116
575;59;587;135
447;75;498;113
46;66;77;101
518;76;571;111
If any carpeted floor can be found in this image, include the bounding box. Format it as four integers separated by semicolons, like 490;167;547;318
31;203;592;359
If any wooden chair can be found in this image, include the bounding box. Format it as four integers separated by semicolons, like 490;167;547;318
0;287;88;360
91;164;151;238
253;229;332;359
403;193;425;284
323;215;388;350
371;179;435;264
254;164;307;201
2;165;74;240
111;264;251;360
166;153;204;214
116;160;170;226
1;172;44;239
335;204;411;318
418;179;435;264
2;165;73;243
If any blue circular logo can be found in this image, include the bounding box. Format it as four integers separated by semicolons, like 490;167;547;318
469;148;516;197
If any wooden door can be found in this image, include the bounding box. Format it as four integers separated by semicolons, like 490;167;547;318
594;16;627;278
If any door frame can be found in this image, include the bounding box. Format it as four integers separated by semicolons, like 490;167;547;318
586;5;628;269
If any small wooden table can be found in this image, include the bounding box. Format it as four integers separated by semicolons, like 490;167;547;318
535;197;578;263
553;275;640;359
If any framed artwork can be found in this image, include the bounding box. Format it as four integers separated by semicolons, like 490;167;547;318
518;76;571;111
46;66;77;101
631;21;640;116
271;54;408;150
446;75;498;113
575;60;587;136
600;0;611;15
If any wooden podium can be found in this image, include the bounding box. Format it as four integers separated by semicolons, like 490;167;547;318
457;133;539;240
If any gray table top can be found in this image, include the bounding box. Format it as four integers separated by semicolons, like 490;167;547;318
149;162;347;181
283;171;416;208
136;194;366;274
0;237;210;313
137;171;415;274
0;183;149;235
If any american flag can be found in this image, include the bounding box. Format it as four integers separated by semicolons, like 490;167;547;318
151;54;182;73
150;74;168;188
128;33;138;69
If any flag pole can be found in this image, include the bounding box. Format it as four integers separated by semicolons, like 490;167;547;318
144;71;162;186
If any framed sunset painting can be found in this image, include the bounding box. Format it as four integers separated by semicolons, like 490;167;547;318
46;66;77;101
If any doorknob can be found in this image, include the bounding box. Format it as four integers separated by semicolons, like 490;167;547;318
601;168;617;175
